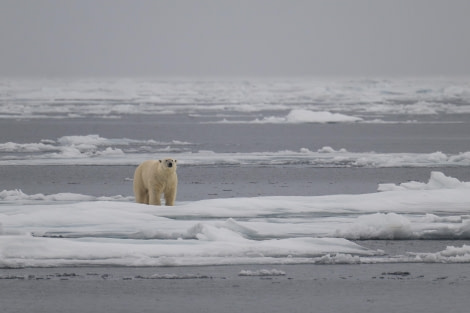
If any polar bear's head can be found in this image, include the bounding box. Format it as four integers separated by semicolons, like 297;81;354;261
160;158;177;171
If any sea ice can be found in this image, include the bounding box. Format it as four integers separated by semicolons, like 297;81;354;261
2;135;470;168
2;77;470;119
1;172;470;267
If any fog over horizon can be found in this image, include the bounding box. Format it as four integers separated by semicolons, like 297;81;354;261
1;0;470;78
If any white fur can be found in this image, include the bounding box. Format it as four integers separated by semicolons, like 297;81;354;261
133;158;178;206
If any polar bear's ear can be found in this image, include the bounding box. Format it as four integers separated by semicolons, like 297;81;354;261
159;160;162;163
174;160;177;163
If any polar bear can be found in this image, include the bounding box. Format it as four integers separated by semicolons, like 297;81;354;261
133;158;178;206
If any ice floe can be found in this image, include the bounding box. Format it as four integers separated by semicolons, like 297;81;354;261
2;135;470;168
1;172;470;267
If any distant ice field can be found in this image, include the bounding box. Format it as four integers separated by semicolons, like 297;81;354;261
1;77;470;120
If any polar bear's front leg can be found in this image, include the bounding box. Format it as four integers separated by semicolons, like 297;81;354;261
149;188;162;205
164;188;176;206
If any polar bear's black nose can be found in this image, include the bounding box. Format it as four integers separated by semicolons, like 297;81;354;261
168;162;173;168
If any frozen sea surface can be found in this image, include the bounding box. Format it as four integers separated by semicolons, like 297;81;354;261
1;77;470;269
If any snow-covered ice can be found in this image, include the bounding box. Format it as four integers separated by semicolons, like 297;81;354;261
2;134;470;167
1;172;470;268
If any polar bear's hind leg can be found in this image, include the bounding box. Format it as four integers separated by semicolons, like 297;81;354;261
134;188;149;204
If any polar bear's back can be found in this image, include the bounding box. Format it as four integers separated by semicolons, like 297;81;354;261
135;160;160;182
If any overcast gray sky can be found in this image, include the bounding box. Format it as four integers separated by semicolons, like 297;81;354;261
1;0;470;77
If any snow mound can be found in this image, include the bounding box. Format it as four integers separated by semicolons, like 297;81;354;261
336;213;414;240
218;109;363;124
378;171;470;191
284;109;363;123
